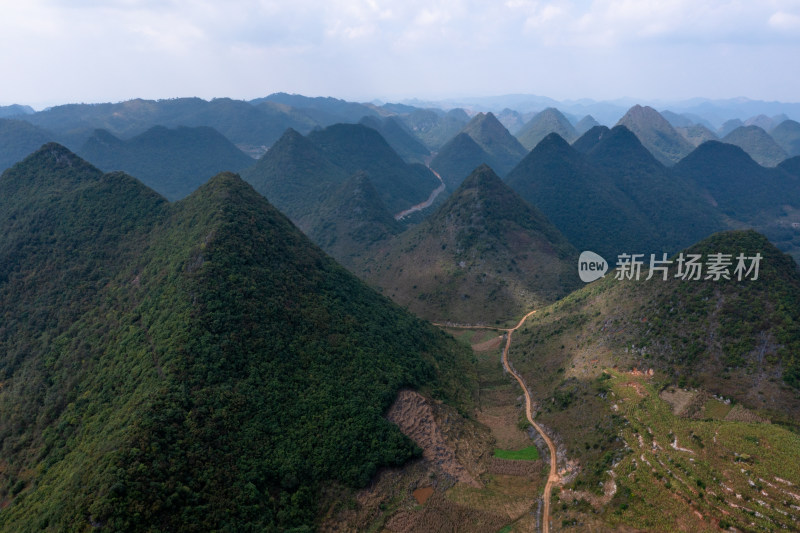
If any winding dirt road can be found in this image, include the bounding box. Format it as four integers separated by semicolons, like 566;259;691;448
442;310;559;532
394;168;446;221
500;311;558;533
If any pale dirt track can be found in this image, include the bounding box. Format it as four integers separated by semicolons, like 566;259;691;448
442;310;559;533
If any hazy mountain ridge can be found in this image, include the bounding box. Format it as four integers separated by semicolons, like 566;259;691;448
78;125;254;201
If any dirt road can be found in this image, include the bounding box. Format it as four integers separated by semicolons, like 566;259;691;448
394;168;446;221
500;310;559;533
441;310;559;533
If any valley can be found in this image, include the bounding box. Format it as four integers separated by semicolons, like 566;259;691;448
3;93;800;532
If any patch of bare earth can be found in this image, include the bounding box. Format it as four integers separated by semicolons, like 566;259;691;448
472;335;504;352
659;388;699;416
386;390;484;487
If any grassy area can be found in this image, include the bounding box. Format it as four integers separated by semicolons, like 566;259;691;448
493;446;540;461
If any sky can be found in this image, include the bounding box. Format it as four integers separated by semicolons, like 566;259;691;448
1;0;799;108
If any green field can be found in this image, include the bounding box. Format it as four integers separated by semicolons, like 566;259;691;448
493;446;540;461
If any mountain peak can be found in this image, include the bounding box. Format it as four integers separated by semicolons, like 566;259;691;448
516;107;578;150
616;105;693;165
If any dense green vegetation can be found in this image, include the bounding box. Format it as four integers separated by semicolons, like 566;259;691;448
307;123;440;214
0;145;474;531
398;108;470;151
78;125;255;200
505;128;725;259
430;132;497;189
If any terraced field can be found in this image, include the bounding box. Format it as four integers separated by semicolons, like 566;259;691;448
600;370;800;531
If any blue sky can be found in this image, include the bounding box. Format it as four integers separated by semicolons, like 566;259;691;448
2;0;799;108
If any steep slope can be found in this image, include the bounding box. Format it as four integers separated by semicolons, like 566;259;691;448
361;165;578;323
0;145;474;532
0;118;55;172
571;125;610;153
78;125;254;200
675;123;717;147
516;107;578;150
616;105;694;165
722;125;788;167
506;128;725;259
254;93;378;125
0;104;35;118
430;132;496;189
306;123;440;214
460;112;528;175
359;115;431;164
574;115;600;136
673;140;800;221
718;118;743;137
305;172;402;270
779;156;800;177
400;108;470;150
770;119;800;158
507;230;800;531
240;127;349;225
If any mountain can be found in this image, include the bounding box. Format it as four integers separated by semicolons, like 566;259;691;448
721;125;788;167
515;107;578;150
358;115;431;164
240;128;349;225
399;108;470;150
495;108;526;134
779;156;800;177
78;125;254;201
744;113;787;131
19;97;318;153
770;119;800;157
660;110;693;128
360;165;578;323
0;118;55;172
673;140;800;221
507;230;800;531
304;172;402;270
616;105;694;165
0;104;35;118
571;125;610;153
675;123;718;147
253;92;378;125
306;123;440;215
430;132;495;189
506;128;725;259
460;112;528;175
0;144;473;531
718;118;743;137
574;115;600;135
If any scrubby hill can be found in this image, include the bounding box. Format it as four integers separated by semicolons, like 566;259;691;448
360;165;578;323
771;119;800;157
358;115;431;164
0;145;473;532
616;105;694;165
78;125;254;200
460;112;528;176
516;107;578;150
722;125;788;167
430;132;496;189
508;230;800;531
